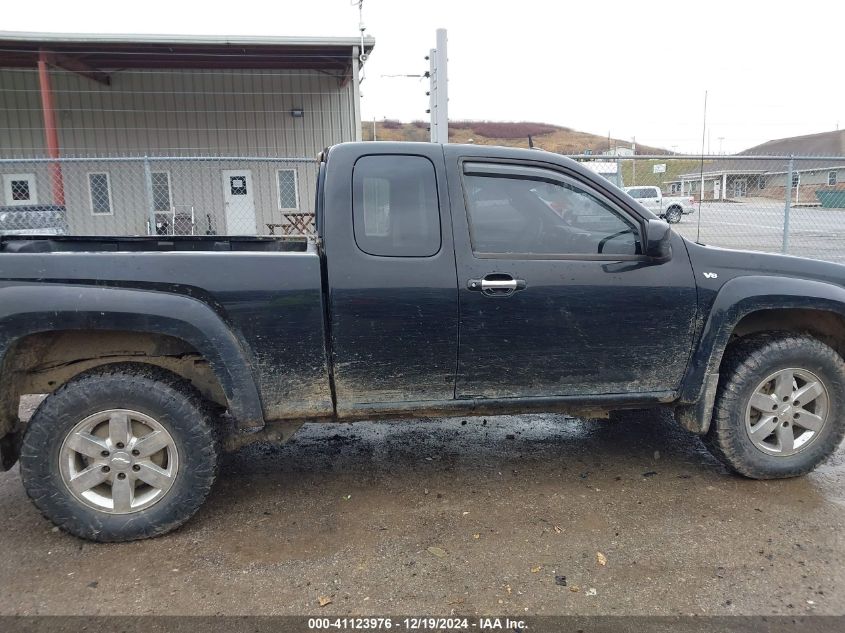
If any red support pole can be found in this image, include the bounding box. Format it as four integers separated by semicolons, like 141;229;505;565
37;49;65;206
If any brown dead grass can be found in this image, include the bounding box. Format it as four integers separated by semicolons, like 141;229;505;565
363;120;668;154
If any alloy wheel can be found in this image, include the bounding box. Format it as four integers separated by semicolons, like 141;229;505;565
745;368;829;456
58;409;179;513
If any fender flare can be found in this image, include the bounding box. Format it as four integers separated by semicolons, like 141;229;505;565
676;275;845;433
0;283;265;429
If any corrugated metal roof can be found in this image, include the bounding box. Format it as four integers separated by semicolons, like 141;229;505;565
676;130;845;179
742;130;845;157
0;31;375;49
0;31;375;71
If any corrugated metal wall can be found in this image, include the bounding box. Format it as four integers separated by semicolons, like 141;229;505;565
0;66;356;234
0;67;358;157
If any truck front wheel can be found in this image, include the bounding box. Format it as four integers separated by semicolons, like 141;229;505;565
665;206;683;223
19;364;219;542
704;334;845;479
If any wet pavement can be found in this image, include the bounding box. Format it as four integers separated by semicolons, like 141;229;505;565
1;405;843;616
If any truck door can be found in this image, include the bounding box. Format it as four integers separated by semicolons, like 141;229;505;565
323;144;458;414
645;187;662;214
447;154;697;399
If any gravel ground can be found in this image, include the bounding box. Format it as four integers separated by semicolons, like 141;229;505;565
1;399;843;617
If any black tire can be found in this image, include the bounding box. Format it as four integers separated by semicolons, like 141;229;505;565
704;334;845;479
20;364;218;542
665;206;682;224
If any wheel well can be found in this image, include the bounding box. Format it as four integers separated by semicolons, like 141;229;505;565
1;330;228;435
728;308;845;360
676;308;845;435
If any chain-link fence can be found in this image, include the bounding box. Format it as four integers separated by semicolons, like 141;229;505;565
0;156;319;237
568;154;845;264
3;153;845;265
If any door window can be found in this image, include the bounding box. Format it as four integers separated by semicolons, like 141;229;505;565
463;169;641;256
230;176;247;195
352;155;441;257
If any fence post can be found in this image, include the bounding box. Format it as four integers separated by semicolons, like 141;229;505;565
782;156;794;254
143;156;156;235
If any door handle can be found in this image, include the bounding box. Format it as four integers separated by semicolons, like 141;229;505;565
467;275;526;297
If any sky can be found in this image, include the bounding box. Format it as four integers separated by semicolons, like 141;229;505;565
3;0;843;153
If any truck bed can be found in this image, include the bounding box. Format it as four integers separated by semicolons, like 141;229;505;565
0;235;332;421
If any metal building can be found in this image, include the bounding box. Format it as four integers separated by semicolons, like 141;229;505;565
0;32;375;236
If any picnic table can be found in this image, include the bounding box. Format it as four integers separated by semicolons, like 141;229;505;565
266;213;316;235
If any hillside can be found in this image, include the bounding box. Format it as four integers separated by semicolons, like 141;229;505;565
361;119;669;155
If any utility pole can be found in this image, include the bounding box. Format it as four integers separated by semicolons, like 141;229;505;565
428;29;448;143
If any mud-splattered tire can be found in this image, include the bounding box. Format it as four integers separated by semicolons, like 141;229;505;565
20;364;218;542
704;334;845;479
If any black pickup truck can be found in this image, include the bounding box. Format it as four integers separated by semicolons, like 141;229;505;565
2;142;844;542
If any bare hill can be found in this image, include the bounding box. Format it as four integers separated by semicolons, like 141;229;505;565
362;120;668;154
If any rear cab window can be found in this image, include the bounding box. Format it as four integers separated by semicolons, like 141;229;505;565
352;155;441;257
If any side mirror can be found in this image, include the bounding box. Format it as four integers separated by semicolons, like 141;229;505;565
644;219;672;260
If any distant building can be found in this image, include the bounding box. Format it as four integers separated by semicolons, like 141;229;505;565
0;31;374;234
581;160;624;188
602;146;634;157
667;130;845;202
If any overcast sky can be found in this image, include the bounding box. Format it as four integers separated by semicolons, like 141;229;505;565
5;0;842;153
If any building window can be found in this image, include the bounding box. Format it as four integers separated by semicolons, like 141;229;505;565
151;172;172;213
791;172;800;188
277;169;299;210
11;180;30;201
829;171;837;186
88;173;112;215
2;173;38;206
352;155;441;257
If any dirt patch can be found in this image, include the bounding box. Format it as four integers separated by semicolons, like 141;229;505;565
1;408;843;616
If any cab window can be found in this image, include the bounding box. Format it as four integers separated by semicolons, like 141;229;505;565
463;169;641;257
352;155;441;257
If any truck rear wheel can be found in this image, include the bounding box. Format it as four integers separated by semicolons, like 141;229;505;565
19;364;219;542
704;334;845;479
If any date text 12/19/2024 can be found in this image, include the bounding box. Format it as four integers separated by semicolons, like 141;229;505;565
307;617;528;630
